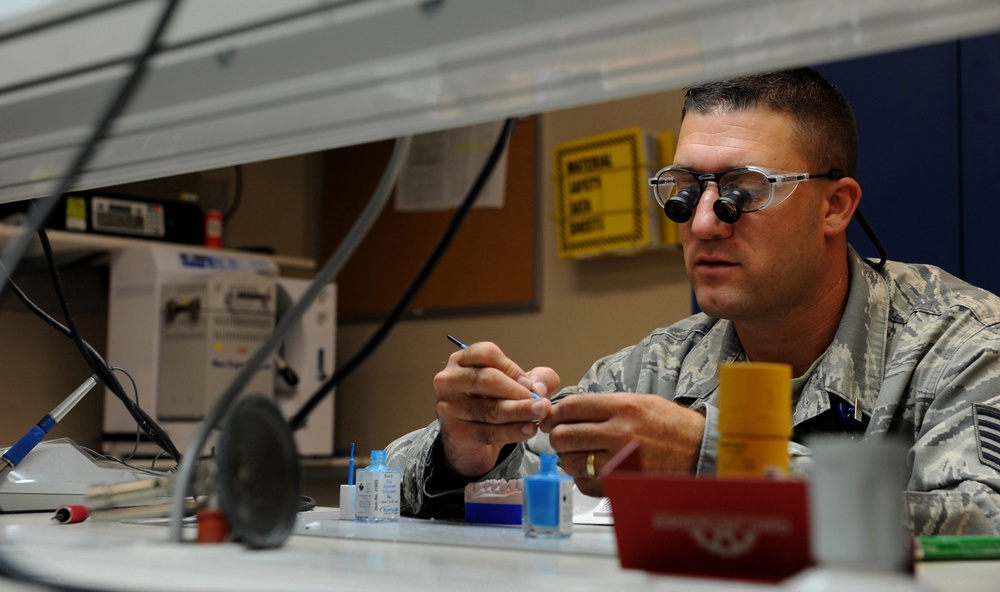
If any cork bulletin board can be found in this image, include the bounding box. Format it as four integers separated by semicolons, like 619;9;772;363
320;116;538;321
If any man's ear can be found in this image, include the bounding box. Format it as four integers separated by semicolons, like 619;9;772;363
823;177;861;237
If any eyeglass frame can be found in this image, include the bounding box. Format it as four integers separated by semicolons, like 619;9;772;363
647;165;845;220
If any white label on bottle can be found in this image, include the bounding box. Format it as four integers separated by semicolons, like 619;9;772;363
378;470;401;517
559;479;573;535
356;471;400;519
355;472;375;519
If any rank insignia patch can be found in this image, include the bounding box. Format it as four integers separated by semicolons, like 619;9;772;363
974;404;1000;472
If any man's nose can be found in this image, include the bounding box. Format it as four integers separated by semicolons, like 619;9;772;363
689;184;733;239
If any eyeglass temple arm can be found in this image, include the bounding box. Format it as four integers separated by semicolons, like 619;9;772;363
853;208;887;271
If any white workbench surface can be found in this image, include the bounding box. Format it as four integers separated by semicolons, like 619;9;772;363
0;508;990;591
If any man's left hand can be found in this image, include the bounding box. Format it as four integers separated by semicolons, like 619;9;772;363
539;393;706;497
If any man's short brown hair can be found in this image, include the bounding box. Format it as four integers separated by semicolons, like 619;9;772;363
682;68;858;177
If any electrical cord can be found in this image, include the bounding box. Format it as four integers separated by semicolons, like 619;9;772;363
105;365;147;463
0;0;183;463
0;262;106;368
0;0;181;305
0;1;182;589
80;445;174;478
853;208;887;270
35;226;180;463
167;134;413;542
15;245;106;275
1;272;145;451
1;246;175;466
288;117;518;431
222;164;243;223
0;0;180;460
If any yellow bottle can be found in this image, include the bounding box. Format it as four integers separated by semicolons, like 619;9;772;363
716;362;792;478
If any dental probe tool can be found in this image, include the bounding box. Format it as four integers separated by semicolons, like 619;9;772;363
348;442;355;486
446;335;540;399
0;375;98;473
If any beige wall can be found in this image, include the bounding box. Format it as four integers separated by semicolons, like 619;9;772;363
0;302;108;450
0;89;693;479
335;88;692;455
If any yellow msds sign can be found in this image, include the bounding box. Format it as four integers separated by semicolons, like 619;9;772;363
554;127;664;259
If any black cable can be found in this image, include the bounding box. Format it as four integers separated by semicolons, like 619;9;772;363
171;134;412;540
0;0;185;461
222;164;243;223
854;208;887;270
0;0;182;302
0;4;183;591
1;263;106;368
0;227;173;468
16;247;106;275
288;117;518;431
106;365;147;463
0;0;184;462
36;227;180;462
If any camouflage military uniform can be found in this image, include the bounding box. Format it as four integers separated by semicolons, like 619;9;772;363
386;247;1000;534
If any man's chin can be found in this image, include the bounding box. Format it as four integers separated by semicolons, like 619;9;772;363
692;294;740;320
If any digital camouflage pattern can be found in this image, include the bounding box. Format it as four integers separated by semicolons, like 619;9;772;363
386;247;1000;534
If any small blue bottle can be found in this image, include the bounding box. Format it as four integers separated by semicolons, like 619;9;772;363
523;453;573;537
354;449;400;522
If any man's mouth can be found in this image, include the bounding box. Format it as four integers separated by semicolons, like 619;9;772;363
696;256;736;268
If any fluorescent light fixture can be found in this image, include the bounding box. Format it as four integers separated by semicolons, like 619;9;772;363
0;0;997;203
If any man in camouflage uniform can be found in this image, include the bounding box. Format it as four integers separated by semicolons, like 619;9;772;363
386;68;1000;535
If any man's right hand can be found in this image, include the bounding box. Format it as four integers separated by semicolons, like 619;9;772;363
433;341;560;477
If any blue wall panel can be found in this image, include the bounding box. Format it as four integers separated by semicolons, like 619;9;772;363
960;33;1000;296
815;43;962;277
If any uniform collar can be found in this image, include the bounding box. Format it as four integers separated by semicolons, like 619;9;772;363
796;246;890;422
674;246;890;423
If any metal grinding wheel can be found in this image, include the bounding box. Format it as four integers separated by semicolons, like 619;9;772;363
216;395;301;549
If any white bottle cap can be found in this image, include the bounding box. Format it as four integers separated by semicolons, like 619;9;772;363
339;484;357;521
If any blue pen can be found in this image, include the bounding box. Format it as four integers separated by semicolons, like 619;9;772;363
447;335;540;399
